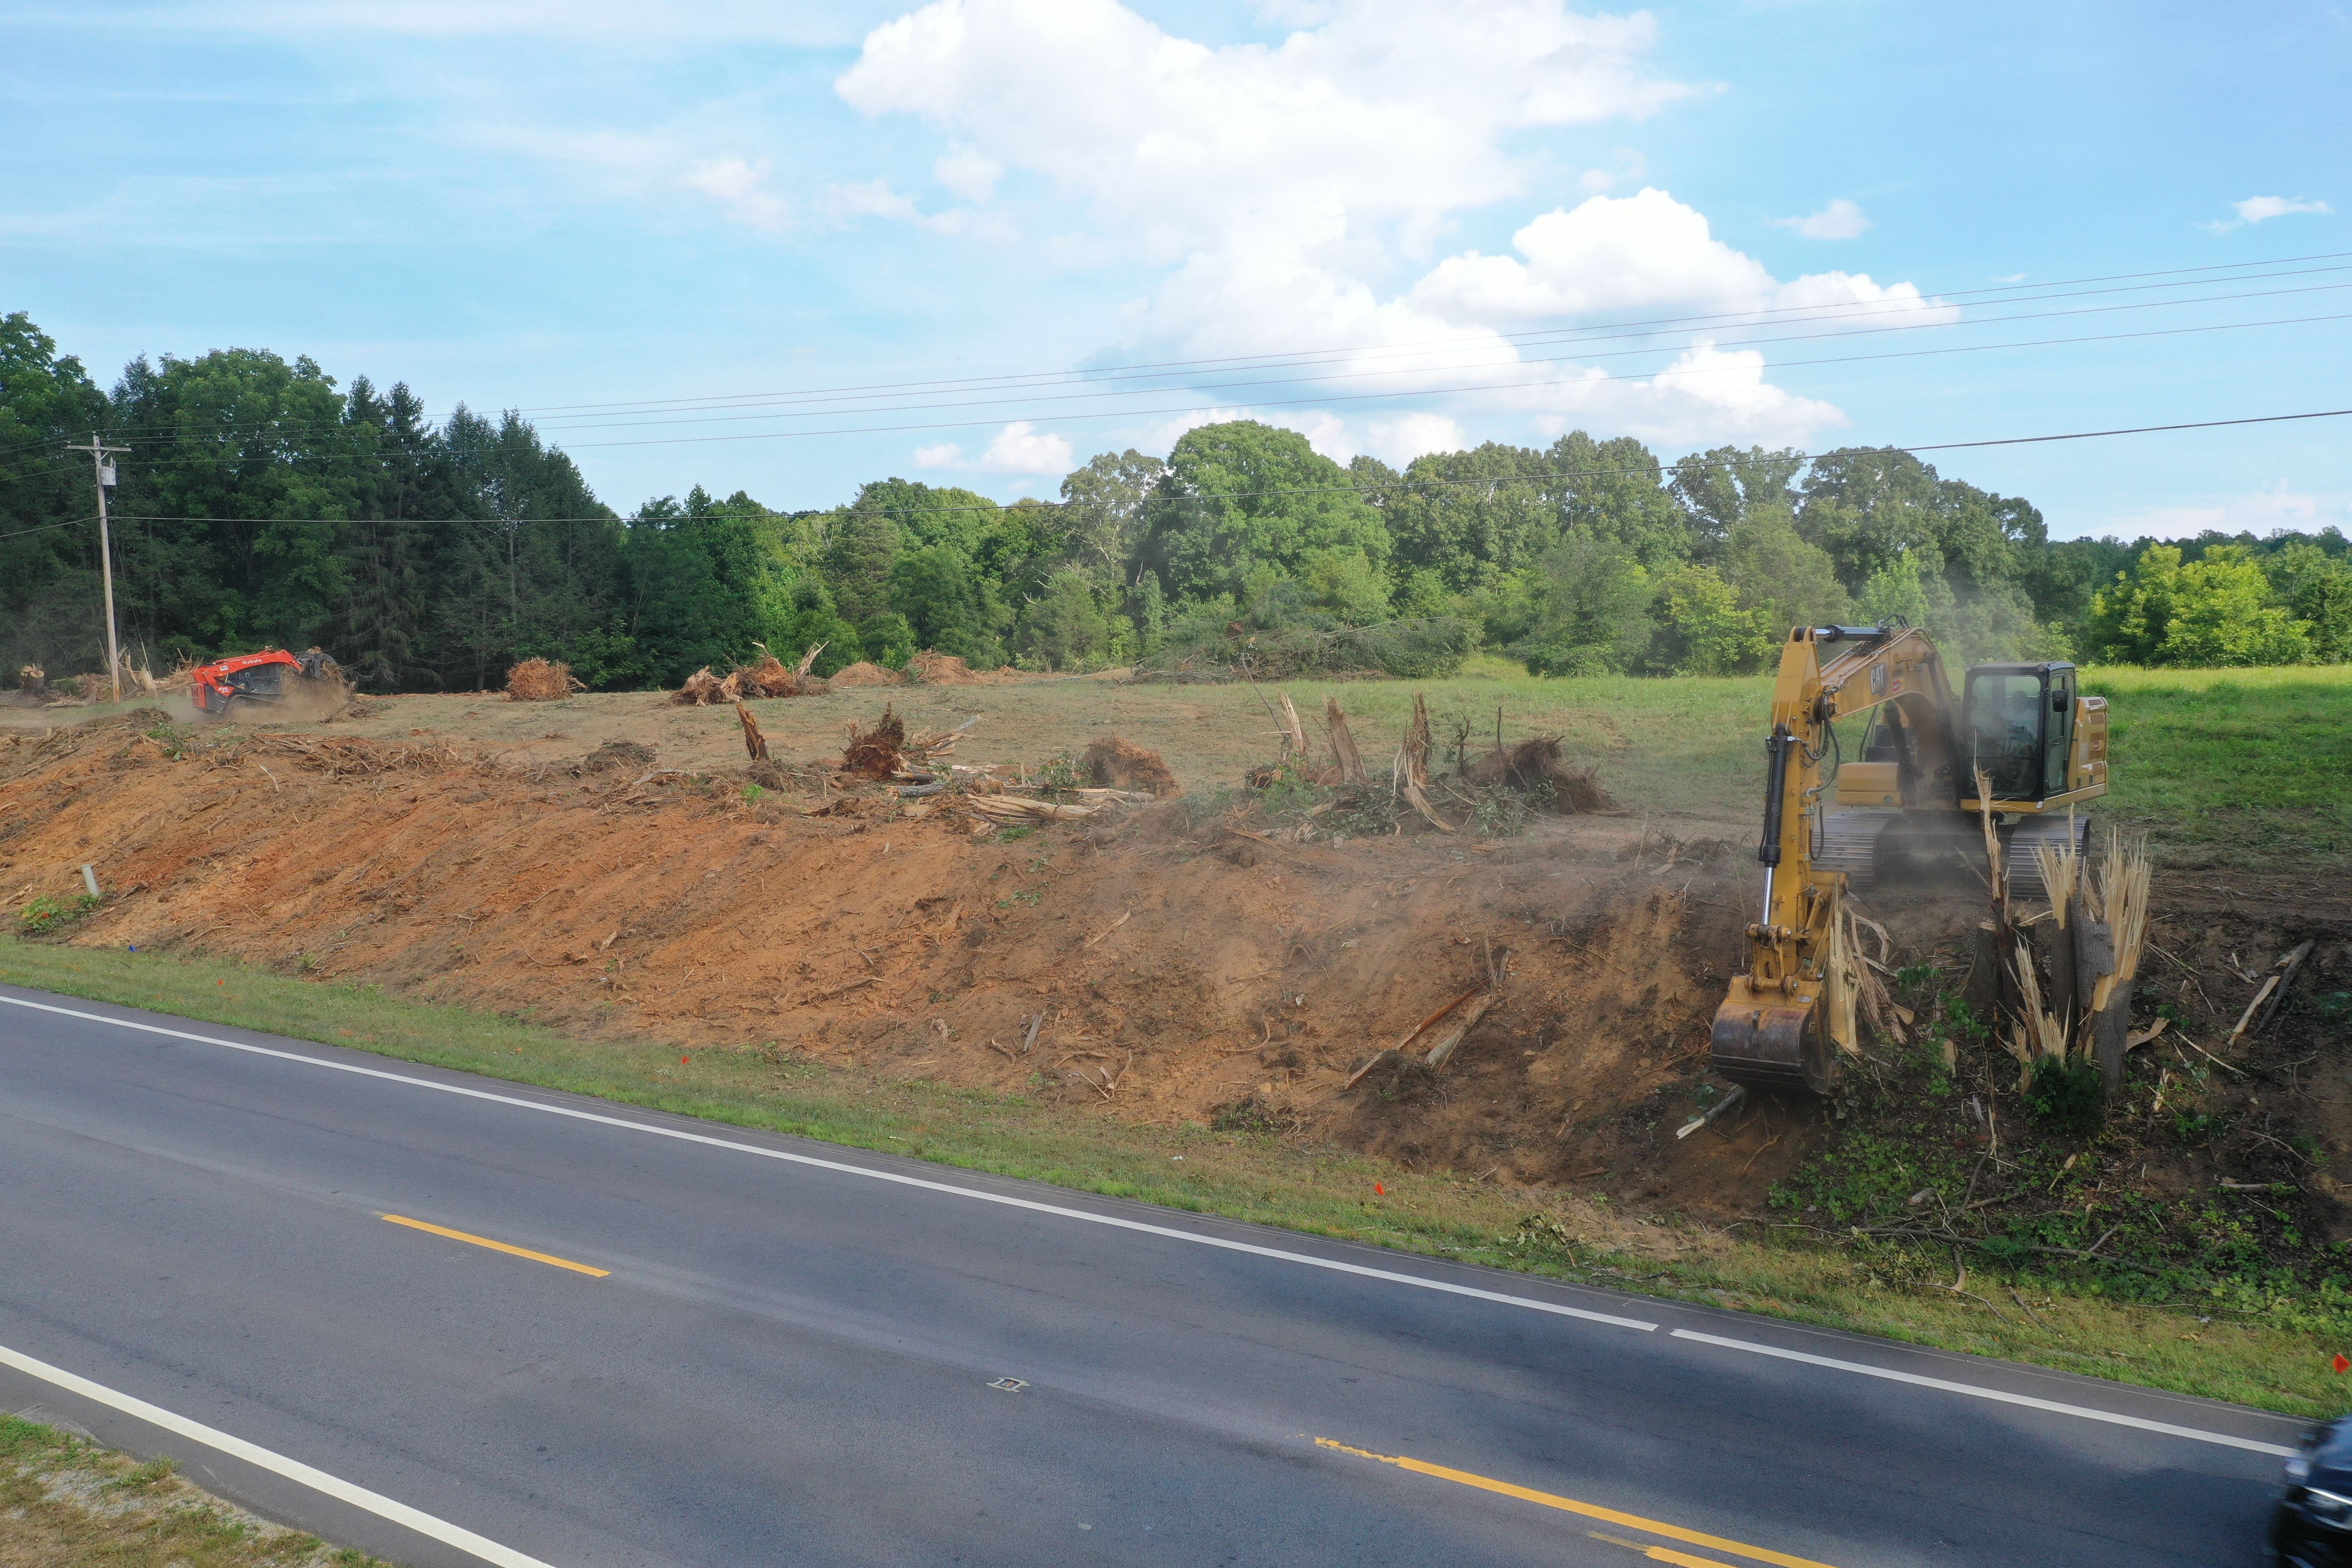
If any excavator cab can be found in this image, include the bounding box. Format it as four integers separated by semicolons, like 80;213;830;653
1960;662;2078;802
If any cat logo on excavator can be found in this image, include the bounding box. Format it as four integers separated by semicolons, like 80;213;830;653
1711;625;2109;1095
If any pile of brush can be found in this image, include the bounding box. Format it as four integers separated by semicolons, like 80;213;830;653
505;658;585;701
1243;690;1613;837
1461;734;1611;814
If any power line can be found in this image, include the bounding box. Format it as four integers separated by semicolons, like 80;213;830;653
514;249;2352;416
83;403;2352;527
6;248;2349;466
6;287;2344;483
553;309;2352;451
517;279;2352;438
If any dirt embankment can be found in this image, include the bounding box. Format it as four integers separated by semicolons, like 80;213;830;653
0;713;1795;1197
13;710;2346;1243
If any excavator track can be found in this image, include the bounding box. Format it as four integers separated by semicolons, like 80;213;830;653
1821;808;2091;904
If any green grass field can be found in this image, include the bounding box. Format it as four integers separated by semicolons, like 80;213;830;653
2084;664;2352;870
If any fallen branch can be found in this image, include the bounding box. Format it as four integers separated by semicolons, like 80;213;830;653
1675;1083;1748;1141
806;975;879;1002
1081;910;1132;949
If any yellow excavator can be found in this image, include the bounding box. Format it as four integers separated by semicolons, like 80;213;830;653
1710;624;2110;1093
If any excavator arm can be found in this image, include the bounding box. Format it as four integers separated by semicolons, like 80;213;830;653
1709;625;1960;1093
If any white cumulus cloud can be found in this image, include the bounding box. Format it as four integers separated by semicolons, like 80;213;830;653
2202;195;2332;234
913;441;963;467
839;0;1913;456
1770;197;1870;240
933;145;1004;203
979;421;1075;472
2111;482;2336;539
1368;412;1467;465
682;156;787;231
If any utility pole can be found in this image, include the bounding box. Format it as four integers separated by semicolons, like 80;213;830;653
64;432;129;704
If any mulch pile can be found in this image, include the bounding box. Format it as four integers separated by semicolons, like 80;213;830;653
829;662;902;687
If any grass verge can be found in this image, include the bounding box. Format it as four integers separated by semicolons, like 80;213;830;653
0;1411;398;1567
3;935;2344;1423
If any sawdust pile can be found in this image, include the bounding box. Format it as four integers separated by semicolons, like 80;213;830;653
1464;735;1614;813
505;658;585;701
1082;736;1179;798
829;662;902;687
842;704;906;778
0;707;1794;1207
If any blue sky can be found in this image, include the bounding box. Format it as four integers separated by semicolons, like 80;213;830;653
4;1;2345;539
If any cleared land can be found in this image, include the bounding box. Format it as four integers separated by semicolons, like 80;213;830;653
2;665;2347;1414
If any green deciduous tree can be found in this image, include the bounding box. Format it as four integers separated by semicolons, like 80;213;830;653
1142;421;1390;609
1510;530;1656;675
2091;544;2312;666
1652;565;1776;675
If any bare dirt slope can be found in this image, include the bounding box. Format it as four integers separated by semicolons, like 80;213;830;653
0;710;1795;1198
8;701;2346;1250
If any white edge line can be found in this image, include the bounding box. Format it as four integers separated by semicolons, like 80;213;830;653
0;1340;558;1568
0;995;1658;1333
1670;1329;2297;1458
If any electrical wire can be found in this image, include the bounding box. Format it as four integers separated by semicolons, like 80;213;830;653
67;404;2352;529
5;248;2349;465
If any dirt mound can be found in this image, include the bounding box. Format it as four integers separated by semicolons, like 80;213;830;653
910;651;978;684
505;658;583;701
1464;735;1613;812
830;662;902;687
1083;736;1179;798
842;705;906;778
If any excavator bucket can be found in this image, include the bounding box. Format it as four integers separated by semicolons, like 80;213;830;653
1710;983;1836;1095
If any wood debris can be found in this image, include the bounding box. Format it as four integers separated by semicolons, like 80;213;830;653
738;704;770;761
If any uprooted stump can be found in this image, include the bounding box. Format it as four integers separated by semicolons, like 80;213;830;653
1082;735;1179;798
842;704;906;778
1464;735;1612;813
672;668;728;705
734;653;798;698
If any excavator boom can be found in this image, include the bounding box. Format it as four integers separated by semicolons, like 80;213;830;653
1709;625;2109;1095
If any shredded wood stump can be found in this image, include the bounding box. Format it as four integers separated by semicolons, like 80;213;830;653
1463;735;1611;813
672;667;728;705
842;705;906;778
1082;735;1179;797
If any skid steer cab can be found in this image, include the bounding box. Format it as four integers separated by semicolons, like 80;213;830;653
188;648;343;719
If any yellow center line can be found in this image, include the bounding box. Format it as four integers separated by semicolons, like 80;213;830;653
1592;1533;1745;1568
1315;1438;1842;1568
380;1215;611;1277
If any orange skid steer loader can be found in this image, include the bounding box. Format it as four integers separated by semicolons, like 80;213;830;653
187;648;344;719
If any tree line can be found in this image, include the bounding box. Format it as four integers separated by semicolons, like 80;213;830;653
3;310;2346;691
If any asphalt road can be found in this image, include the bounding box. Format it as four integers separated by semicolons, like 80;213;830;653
0;984;2308;1568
